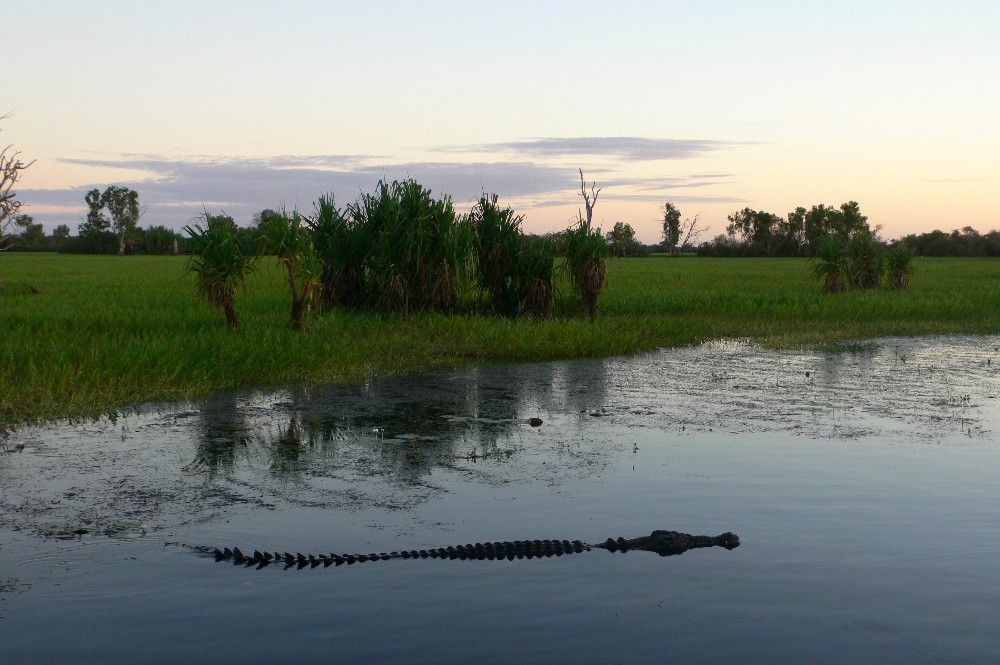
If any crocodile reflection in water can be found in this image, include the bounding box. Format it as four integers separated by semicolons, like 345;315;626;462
199;530;741;569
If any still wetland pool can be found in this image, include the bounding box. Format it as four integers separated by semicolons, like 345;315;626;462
1;337;999;663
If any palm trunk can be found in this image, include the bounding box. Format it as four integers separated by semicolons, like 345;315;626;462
582;260;605;322
286;260;303;330
223;298;240;329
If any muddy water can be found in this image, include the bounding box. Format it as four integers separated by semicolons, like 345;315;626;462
2;336;999;663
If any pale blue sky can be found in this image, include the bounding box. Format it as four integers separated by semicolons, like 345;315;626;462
6;1;998;241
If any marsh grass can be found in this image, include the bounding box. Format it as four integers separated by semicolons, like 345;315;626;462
3;254;1000;424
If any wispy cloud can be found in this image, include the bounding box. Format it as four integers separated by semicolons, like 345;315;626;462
600;174;736;192
22;156;578;228
21;150;742;230
443;137;741;161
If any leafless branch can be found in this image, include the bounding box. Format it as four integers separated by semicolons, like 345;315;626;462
679;214;709;250
578;168;602;228
0;129;36;248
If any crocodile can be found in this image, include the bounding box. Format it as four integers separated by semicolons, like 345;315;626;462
198;530;740;569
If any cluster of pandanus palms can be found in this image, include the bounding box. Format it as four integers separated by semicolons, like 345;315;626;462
184;178;608;329
811;231;915;294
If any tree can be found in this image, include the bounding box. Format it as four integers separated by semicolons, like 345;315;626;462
605;221;637;257
838;201;868;238
469;192;525;315
677;213;708;253
52;224;71;240
77;189;113;253
726;207;783;256
101;185;143;255
662;202;681;255
14;214;44;247
141;225;185;255
0;113;35;250
77;186;144;254
793;202;871;253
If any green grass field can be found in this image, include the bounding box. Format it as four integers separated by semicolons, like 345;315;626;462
3;253;999;425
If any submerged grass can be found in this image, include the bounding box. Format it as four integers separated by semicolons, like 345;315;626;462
3;254;1000;424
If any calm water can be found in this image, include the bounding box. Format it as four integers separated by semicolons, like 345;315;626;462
2;337;999;663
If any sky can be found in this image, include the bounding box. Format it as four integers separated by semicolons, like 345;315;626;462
5;1;999;243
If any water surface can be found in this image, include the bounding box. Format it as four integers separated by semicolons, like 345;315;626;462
2;337;999;663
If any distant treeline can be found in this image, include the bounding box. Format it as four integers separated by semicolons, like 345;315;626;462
7;205;1000;259
6;217;190;255
691;201;1000;258
698;224;1000;258
896;227;1000;257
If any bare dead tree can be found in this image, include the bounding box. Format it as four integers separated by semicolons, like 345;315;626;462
0;113;35;249
678;213;709;252
578;168;601;228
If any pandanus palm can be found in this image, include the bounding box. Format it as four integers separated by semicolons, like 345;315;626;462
845;231;885;290
308;193;370;308
562;216;608;321
470;193;524;316
518;235;556;318
811;234;847;294
885;244;915;290
258;210;321;330
184;212;257;329
357;179;466;313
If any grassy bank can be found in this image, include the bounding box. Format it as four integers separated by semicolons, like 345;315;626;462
3;253;999;424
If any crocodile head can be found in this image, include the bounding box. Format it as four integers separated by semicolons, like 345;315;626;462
627;530;741;556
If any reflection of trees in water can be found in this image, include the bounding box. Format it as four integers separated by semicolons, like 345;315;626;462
549;358;609;414
290;374;526;484
268;413;307;477
194;394;254;474
190;361;616;496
